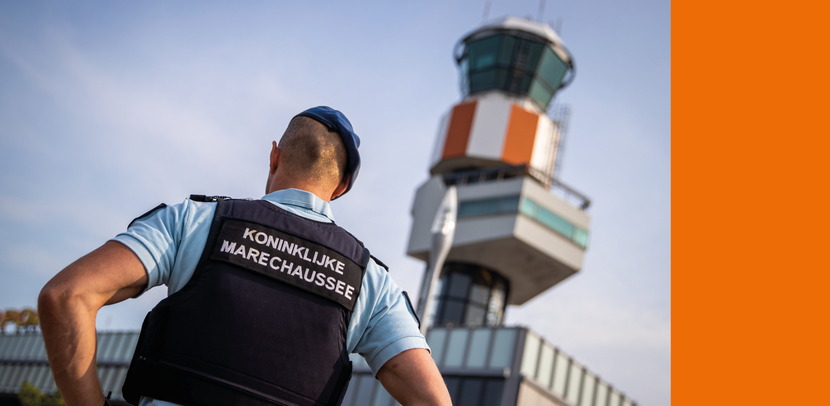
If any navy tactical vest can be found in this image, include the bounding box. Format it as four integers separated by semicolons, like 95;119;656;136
122;198;371;406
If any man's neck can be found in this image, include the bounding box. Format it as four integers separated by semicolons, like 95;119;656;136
267;179;332;203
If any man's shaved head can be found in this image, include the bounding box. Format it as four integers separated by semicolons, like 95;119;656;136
277;116;348;189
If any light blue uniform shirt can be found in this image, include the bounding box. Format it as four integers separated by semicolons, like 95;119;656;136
113;189;427;406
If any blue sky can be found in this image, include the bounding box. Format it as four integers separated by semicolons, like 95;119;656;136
0;1;670;405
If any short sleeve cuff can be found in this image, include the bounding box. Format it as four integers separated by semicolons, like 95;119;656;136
111;234;159;290
367;336;431;376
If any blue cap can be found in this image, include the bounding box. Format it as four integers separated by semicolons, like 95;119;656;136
295;106;361;198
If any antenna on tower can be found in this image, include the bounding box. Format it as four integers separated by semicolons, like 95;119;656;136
554;18;563;34
537;0;546;22
482;0;492;21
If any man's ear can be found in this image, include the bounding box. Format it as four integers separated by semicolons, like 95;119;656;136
330;174;350;200
270;141;280;175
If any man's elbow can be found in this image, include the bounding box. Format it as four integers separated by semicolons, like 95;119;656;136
38;279;69;319
38;275;87;322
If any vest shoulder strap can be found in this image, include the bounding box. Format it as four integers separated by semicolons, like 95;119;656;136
189;194;232;202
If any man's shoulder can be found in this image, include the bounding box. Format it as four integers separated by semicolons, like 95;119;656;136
369;255;389;272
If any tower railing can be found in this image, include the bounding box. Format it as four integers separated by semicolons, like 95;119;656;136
442;164;591;210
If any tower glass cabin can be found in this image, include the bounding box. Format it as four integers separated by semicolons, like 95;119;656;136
429;262;509;328
456;17;575;112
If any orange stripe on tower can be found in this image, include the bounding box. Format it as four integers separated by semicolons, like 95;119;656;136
502;104;539;165
442;101;477;159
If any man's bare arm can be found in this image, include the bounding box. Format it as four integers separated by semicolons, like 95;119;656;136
377;348;452;406
38;241;148;406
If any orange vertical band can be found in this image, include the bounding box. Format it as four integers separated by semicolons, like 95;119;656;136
442;101;477;159
502;104;539;165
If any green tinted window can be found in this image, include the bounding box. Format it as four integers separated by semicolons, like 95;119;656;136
459;199;499;217
520;197;588;248
573;228;589;248
537;206;574;238
537;47;569;91
499;195;520;212
519;75;533;93
520;197;536;217
467;36;500;70
470;70;497;94
458;196;520;218
498;35;516;65
528;79;554;110
494;68;510;90
524;42;544;72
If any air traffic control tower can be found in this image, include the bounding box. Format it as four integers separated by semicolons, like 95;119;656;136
348;17;640;406
407;16;587;329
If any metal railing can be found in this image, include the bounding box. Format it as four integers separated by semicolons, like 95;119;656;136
442;164;591;210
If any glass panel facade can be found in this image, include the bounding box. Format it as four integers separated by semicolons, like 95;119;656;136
442;377;504;406
426;328;447;365
565;363;582;404
465;329;491;368
519;197;589;248
536;344;555;388
580;373;595;406
448;272;472;299
481;379;505;406
434;263;509;327
520;332;541;378
352;374;376;406
444;377;461;404
551;352;569;396
444;329;470;367
488;329;515;369
372;381;394;406
458;378;483;406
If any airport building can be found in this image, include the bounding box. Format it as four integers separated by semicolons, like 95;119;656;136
0;17;639;406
